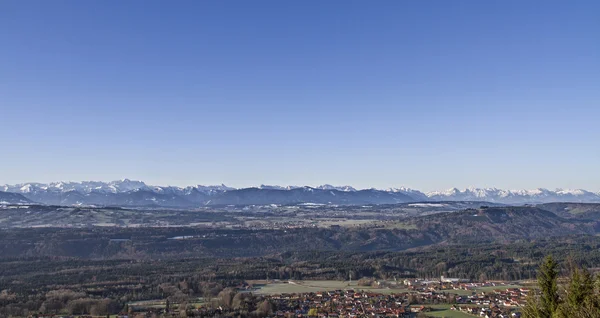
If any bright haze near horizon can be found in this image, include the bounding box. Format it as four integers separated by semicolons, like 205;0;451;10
1;1;599;192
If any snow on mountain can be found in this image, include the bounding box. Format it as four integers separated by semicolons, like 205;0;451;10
148;184;236;195
258;184;359;191
1;180;600;205
426;187;600;203
20;184;34;193
1;183;46;193
385;187;429;201
108;179;147;192
1;180;149;194
258;185;284;190
316;184;357;192
555;189;593;196
193;184;236;194
258;184;300;190
1;180;236;196
427;187;461;197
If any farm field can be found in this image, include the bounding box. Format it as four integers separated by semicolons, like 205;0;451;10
447;284;523;296
425;305;475;318
250;280;411;295
250;280;523;296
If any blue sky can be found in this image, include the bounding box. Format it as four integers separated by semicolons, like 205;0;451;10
1;1;599;191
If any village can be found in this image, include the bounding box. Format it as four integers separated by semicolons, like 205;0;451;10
254;279;529;318
262;289;525;318
109;278;529;318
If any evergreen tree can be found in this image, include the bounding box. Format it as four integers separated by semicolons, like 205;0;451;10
538;255;559;317
566;267;593;307
554;266;600;318
523;255;559;318
524;255;600;318
522;293;543;318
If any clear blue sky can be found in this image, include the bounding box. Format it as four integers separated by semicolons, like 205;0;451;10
1;1;599;191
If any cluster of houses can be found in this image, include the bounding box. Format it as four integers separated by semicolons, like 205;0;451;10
403;277;495;288
40;287;527;318
252;279;530;318
34;279;529;318
450;304;522;318
401;277;530;307
261;287;526;318
461;288;530;308
266;290;419;317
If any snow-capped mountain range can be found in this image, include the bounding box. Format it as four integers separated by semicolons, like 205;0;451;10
425;187;600;203
257;184;358;192
0;180;235;195
1;179;599;206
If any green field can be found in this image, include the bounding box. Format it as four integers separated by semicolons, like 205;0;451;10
250;280;523;297
441;284;522;296
425;305;475;318
251;280;410;295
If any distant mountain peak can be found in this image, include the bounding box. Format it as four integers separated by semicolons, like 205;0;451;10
1;180;599;206
258;184;300;190
194;184;235;191
426;187;600;204
316;184;357;192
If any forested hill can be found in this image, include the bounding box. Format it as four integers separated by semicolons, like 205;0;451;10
410;206;599;243
536;202;600;220
0;206;598;259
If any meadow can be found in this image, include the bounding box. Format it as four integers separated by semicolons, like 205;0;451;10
425;305;475;318
250;280;411;295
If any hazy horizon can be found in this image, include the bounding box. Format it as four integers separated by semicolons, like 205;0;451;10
2;1;599;192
